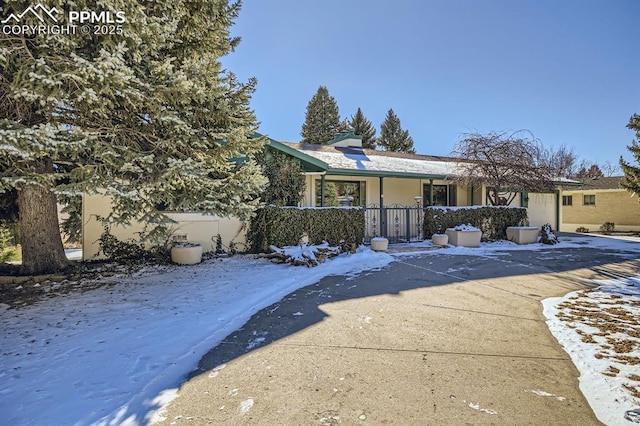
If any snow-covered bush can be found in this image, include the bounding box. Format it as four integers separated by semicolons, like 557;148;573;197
540;223;559;245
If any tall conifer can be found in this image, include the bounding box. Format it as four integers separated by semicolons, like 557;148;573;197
378;109;415;153
0;1;267;274
349;108;377;149
620;114;640;197
301;86;341;144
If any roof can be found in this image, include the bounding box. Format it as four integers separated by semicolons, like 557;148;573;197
279;142;460;179
571;176;624;190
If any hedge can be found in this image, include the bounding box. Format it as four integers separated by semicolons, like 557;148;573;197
248;207;365;253
422;206;528;241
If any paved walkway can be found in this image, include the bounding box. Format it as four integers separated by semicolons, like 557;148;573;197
155;247;638;425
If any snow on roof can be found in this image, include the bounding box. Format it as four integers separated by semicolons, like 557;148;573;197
281;142;461;177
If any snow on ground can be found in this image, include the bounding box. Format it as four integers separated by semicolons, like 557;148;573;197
0;247;393;426
1;234;639;425
544;275;640;426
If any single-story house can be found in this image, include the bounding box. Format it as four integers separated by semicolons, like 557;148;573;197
81;133;573;259
560;176;640;232
269;133;566;227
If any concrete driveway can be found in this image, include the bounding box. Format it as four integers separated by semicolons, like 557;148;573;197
155;246;638;425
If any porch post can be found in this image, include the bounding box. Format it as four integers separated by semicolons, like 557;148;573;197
320;175;326;207
379;177;385;237
429;179;434;206
555;189;561;231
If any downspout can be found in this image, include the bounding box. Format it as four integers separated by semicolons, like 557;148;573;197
470;185;475;206
320;175;326;207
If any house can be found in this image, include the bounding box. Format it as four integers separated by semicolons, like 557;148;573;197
81;132;570;259
268;133;565;230
560;176;640;232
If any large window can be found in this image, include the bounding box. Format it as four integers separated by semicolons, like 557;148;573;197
562;195;573;206
583;194;596;206
315;180;366;206
423;184;456;206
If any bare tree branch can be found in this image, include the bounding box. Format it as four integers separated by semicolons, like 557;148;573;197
452;131;556;205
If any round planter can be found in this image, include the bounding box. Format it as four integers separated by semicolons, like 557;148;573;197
171;245;203;265
432;234;448;246
370;237;389;252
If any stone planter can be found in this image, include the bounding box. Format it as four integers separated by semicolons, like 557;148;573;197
370;237;389;252
171;244;203;265
432;234;449;246
506;226;539;245
445;229;482;248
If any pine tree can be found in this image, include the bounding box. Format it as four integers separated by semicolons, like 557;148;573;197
620;114;640;197
257;148;306;206
349;108;377;149
301;86;342;144
0;1;267;274
378;109;415;153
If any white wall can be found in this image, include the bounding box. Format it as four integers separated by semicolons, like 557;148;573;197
527;193;558;228
82;193;247;260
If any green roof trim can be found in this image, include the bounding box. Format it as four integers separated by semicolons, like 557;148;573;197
326;131;362;145
326;168;449;180
252;133;329;171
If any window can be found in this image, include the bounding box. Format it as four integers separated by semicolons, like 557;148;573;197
315;180;366;206
562;195;573;206
423;184;456;206
583;194;596;206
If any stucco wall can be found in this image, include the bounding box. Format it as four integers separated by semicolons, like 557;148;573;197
82;193;247;260
561;189;640;232
526;193;558;228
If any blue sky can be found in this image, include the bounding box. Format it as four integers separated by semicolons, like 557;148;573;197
223;0;640;168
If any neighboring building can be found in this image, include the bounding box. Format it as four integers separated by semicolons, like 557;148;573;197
82;133;571;259
561;176;640;232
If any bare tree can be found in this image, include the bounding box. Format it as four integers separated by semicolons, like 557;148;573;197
540;144;579;178
452;131;556;206
601;161;620;177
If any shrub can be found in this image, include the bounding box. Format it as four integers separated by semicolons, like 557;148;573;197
575;227;590;233
599;222;615;234
0;224;19;263
96;224;169;263
422;206;528;241
248;207;365;253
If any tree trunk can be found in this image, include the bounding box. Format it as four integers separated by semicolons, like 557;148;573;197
17;166;69;275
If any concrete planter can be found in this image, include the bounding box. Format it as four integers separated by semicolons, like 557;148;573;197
371;237;389;252
506;226;539;245
432;234;449;246
445;229;482;248
171;244;203;265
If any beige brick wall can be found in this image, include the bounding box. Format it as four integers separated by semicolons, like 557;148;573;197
561;189;640;232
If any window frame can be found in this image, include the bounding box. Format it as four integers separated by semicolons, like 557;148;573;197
583;194;596;206
315;179;366;207
562;195;573;206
